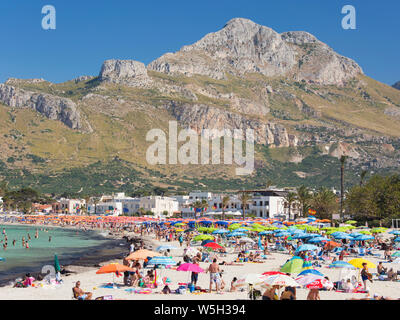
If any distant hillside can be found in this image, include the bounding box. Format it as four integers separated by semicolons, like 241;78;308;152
0;18;399;195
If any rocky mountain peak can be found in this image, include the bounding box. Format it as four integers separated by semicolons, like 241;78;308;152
99;59;151;87
148;18;362;85
393;81;400;90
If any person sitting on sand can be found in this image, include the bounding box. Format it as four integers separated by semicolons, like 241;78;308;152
343;279;354;293
387;268;398;281
73;281;92;300
377;262;387;275
162;284;171;294
262;285;280;300
307;288;320;300
280;286;296;300
230;277;238;292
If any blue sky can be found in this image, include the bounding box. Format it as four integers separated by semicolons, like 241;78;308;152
0;0;398;85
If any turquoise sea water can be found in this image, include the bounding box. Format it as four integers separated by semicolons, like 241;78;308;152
0;224;112;284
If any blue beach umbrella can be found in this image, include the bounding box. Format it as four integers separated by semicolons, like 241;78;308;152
298;269;324;277
156;245;178;251
212;229;230;235
394;237;400;242
328;261;356;269
308;237;329;243
295;244;318;252
353;235;374;241
147;256;177;266
259;231;274;235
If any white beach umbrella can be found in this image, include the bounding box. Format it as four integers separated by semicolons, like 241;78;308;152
262;274;299;287
236;274;267;287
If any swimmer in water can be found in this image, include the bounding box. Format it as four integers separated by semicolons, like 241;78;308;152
49;236;52;242
25;242;29;249
12;239;16;246
27;233;31;241
35;230;38;239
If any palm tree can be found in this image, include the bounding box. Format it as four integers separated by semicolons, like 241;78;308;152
201;199;208;217
284;192;297;221
296;185;311;217
191;200;202;219
238;192;252;221
310;188;339;220
340;155;348;219
360;170;368;186
221;195;230;221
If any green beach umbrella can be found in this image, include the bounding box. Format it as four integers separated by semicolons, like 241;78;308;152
280;258;304;274
54;254;61;273
193;234;214;242
346;220;357;225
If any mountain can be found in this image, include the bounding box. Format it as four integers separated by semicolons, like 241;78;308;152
393;81;400;90
0;18;399;195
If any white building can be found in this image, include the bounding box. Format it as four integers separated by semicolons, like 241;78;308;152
92;201;123;216
56;198;86;214
139;196;179;217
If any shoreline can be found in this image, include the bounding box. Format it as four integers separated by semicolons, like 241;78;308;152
0;220;146;287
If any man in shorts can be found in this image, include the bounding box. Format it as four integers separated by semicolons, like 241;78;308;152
208;258;221;294
73;281;92;300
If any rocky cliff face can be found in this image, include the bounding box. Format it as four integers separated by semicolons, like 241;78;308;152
393;81;400;90
148;18;362;85
166;102;298;147
99;59;151;87
0;84;81;129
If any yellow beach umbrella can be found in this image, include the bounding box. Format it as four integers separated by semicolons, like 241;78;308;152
348;258;376;269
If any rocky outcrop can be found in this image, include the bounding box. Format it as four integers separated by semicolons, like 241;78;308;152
281;31;362;85
99;60;151;87
148;18;362;85
393;81;400;90
166;102;297;147
329;142;360;159
0;84;81;129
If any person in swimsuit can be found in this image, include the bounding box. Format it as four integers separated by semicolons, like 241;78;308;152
73;281;92;300
208;258;221;293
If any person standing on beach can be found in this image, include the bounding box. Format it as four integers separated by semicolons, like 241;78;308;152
307;288;320;300
361;262;372;290
207;258;221;294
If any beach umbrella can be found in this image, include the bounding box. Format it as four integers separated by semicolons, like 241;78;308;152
308;237;329;243
193;234;214;242
333;233;354;240
156;245;178;252
96;263;134;274
391;251;400;257
96;263;134;286
262;274;298;287
348;258;376;269
176;263;204;273
259;231;274;235
262;271;287;276
389;230;400;235
275;231;291;237
280;259;304;274
236;274;266;287
226;232;246;237
298;269;324;277
295;244;318;252
201;239;214;246
324;241;342;250
295;274;324;286
127;249;160;260
54;254;61;273
353;235;374;241
203;242;224;250
0;257;6;262
147;256;177;266
394;237;400;242
345;220;357;225
239;237;255;243
328;261;356;269
212;229;230;235
306;278;334;290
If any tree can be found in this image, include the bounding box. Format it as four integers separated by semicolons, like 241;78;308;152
283;192;297;221
191;201;202;219
310;187;339;220
222;195;230;221
339;155;348;219
346;174;400;227
296;186;311;217
239;192;252;221
201;199;208;217
266;179;273;190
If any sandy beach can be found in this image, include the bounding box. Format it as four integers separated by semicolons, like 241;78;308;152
1;231;399;300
